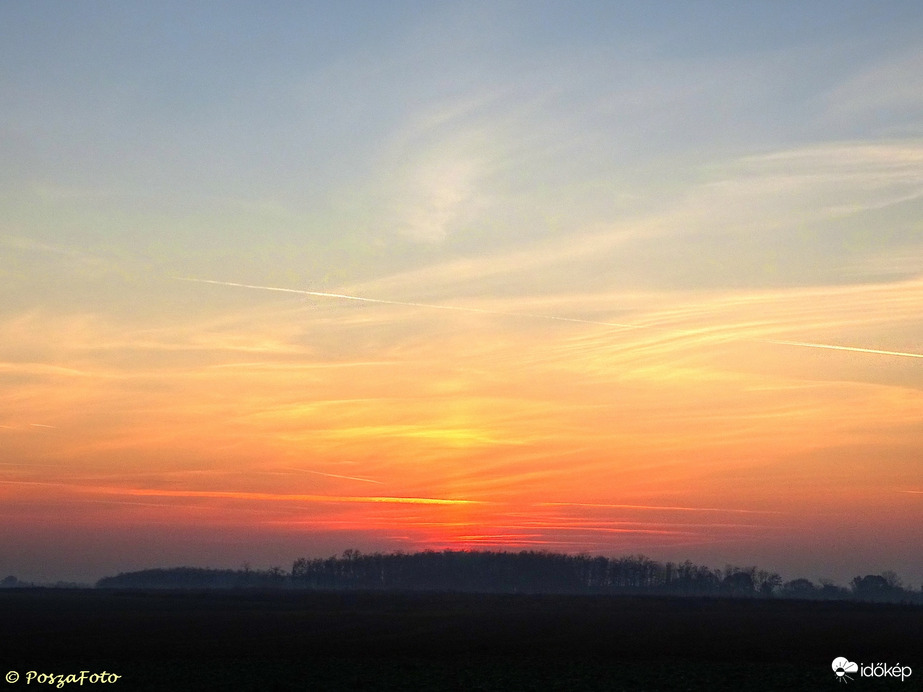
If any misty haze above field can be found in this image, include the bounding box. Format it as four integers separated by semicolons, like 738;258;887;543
80;549;921;606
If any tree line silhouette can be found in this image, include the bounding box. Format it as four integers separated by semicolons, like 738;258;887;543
84;549;922;603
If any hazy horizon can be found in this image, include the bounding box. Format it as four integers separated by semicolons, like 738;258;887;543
10;546;917;592
2;2;921;587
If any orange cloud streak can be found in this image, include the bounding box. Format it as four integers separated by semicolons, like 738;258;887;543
0;480;479;506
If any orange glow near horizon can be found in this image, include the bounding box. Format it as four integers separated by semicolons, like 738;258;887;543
2;276;921;582
5;6;923;590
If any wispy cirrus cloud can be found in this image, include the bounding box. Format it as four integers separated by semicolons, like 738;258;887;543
0;479;479;506
822;46;923;134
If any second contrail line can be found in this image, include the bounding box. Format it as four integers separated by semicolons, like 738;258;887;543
176;277;923;359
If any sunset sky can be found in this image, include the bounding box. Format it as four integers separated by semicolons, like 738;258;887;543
2;1;922;585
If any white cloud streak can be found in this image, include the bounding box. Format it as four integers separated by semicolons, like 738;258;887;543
175;277;639;329
177;277;923;360
763;340;923;359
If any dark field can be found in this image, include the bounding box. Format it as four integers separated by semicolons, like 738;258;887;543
2;589;920;691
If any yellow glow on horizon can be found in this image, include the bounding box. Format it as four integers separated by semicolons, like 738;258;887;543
1;275;920;576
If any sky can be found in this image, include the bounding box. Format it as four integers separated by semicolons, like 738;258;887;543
1;1;922;586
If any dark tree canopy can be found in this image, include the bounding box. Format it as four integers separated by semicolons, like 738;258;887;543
93;550;921;604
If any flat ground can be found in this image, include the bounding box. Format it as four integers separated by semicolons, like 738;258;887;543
1;589;920;690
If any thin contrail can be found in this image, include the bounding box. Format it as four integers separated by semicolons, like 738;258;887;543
287;467;384;485
177;277;923;359
176;277;640;329
764;339;923;359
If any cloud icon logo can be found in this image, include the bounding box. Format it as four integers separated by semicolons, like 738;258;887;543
832;657;859;682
